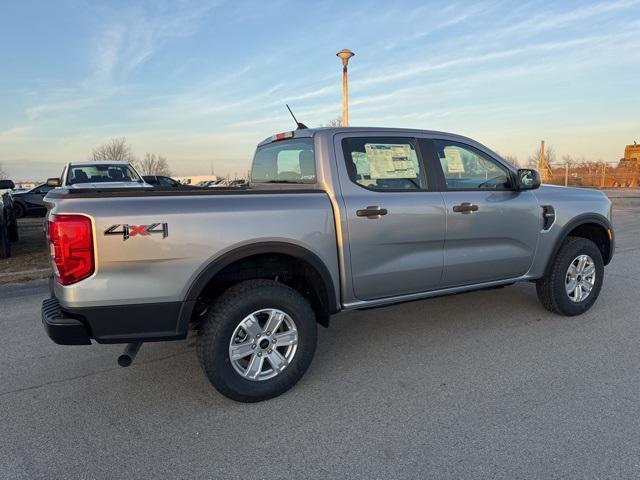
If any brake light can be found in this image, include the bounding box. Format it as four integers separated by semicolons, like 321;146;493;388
48;214;95;285
270;131;294;142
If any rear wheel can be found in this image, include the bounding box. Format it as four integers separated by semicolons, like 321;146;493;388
197;279;317;402
536;236;604;316
14;202;25;219
0;222;11;258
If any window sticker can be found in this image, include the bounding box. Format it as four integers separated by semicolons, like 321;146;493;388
364;144;417;179
443;147;465;173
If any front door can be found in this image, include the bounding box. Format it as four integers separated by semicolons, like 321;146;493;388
336;134;446;300
429;139;540;287
23;184;53;213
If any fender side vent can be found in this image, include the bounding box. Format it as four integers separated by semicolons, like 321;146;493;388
542;205;555;230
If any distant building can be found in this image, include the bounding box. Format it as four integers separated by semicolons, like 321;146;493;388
623;143;640;164
612;143;640;187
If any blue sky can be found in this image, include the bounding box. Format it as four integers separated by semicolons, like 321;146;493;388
1;0;639;180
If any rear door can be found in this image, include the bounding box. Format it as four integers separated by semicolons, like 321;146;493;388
335;133;446;300
426;139;540;287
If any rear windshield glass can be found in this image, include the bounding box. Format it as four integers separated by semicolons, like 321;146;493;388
67;165;142;185
251;138;316;184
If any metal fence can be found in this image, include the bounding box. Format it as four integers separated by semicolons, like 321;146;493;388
543;163;639;188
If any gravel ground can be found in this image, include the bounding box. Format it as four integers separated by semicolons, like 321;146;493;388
0;217;49;283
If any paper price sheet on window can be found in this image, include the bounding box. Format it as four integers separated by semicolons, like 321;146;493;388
364;144;416;179
443;147;465;173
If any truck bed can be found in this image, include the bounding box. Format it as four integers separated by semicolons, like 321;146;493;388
45;187;340;319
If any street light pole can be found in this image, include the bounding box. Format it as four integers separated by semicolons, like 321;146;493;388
336;49;354;127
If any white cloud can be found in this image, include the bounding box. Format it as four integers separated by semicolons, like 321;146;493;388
355;32;634;89
0;126;33;144
90;1;223;83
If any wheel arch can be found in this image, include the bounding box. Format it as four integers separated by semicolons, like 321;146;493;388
183;242;340;327
546;214;613;275
12;199;26;217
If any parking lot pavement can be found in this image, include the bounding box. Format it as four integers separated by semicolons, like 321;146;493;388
1;200;639;480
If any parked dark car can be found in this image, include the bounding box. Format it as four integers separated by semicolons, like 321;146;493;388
142;175;193;188
12;183;55;218
0;179;19;258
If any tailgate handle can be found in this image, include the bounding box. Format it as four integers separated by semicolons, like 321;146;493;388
452;202;479;214
356;206;388;219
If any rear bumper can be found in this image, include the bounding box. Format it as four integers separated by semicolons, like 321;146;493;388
41;295;196;345
42;297;92;345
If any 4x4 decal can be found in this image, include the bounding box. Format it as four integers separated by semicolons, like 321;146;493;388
104;223;168;241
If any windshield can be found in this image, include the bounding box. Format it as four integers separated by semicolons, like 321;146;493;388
67;164;142;185
251;138;316;184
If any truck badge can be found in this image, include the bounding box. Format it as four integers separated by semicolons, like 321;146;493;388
104;223;169;241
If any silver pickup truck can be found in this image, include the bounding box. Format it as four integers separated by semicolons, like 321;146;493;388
42;127;614;402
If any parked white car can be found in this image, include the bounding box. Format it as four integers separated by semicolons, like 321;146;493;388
48;161;151;189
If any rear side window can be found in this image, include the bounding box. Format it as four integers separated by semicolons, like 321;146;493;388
342;137;425;190
251;138;316;184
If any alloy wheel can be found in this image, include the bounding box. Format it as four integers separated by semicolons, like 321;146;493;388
228;308;298;381
565;254;596;303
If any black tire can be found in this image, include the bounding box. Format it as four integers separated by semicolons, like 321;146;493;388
0;223;11;259
197;279;317;402
14;202;25;219
9;216;19;242
536;236;604;316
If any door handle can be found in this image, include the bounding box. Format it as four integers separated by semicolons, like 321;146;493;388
356;206;388;219
452;202;479;214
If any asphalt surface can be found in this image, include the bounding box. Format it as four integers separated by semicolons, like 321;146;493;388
1;198;639;479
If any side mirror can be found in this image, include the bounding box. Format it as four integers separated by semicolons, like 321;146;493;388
46;178;61;187
0;180;15;190
516;169;540;190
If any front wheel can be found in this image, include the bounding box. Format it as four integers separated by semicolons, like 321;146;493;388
9;215;19;242
197;280;317;402
536;236;604;316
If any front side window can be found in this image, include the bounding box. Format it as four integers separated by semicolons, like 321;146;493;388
251;138;316;184
158;176;177;187
33;185;53;194
434;141;511;190
67;164;142;185
342;137;425;191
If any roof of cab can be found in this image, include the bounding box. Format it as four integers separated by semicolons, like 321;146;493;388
257;126;477;148
68;161;134;166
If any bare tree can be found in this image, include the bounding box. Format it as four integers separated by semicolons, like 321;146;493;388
91;137;136;162
0;162;8;180
527;144;556;168
575;156;593;168
324;117;342;127
561;154;576;166
138;153;171;176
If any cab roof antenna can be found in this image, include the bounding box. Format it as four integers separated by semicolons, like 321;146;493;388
286;104;308;130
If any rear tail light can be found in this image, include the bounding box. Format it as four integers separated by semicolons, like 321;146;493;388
48;214;95;285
